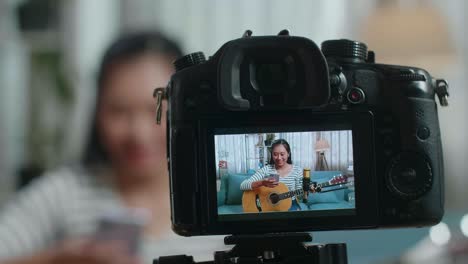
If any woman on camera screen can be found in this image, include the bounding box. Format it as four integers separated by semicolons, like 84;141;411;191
240;139;303;211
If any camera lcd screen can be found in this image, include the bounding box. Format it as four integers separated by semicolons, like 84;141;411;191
214;130;355;221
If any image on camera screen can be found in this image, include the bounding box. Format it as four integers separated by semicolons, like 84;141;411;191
215;130;356;219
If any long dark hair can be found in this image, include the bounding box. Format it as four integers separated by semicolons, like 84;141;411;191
268;139;293;165
82;31;183;167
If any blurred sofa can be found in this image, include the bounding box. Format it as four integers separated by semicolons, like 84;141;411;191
217;170;353;214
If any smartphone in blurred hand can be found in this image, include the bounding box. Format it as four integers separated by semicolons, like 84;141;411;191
94;208;149;255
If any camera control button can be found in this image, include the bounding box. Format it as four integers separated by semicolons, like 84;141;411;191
386;152;433;200
329;69;347;96
417;127;430;140
390;71;426;82
347;87;365;104
330;74;341;87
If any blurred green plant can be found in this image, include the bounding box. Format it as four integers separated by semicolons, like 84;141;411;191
26;50;74;173
31;51;73;104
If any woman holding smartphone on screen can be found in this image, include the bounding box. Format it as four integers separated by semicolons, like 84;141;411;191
240;139;303;211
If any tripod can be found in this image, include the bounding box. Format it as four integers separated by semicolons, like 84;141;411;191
155;233;348;264
315;151;329;171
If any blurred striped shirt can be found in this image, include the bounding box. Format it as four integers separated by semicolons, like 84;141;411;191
0;167;226;262
0;167;121;259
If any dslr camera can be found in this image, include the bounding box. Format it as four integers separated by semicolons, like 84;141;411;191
160;30;448;237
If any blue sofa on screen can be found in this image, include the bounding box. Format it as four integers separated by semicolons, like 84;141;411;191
217;170;353;214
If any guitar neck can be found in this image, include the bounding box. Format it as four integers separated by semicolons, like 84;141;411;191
318;175;348;188
278;189;303;200
276;175;349;201
319;181;334;188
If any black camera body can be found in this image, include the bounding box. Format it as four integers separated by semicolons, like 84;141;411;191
165;32;448;236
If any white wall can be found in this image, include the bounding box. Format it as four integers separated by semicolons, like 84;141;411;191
431;0;468;209
0;0;29;200
61;0;120;162
121;0;351;55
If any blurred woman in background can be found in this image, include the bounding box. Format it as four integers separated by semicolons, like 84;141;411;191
0;32;224;264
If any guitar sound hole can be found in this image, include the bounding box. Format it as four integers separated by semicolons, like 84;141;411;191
269;193;279;204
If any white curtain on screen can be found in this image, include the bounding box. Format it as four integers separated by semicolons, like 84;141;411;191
214;131;353;177
316;130;354;171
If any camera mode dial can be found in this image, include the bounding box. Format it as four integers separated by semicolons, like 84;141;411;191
173;52;206;72
386;152;433;200
322;39;368;62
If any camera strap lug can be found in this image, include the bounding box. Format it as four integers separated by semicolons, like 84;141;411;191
242;30;252;38
435;79;449;107
153;87;167;124
277;29;290;36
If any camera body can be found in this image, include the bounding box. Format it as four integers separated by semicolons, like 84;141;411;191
165;33;448;236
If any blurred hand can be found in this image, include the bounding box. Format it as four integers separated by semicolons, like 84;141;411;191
49;238;141;264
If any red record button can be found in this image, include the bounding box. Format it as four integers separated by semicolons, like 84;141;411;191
347;88;365;104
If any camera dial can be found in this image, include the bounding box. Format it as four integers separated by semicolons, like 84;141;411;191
174;52;206;72
386;152;433;200
322;39;368;62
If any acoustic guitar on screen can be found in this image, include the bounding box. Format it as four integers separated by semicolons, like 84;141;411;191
242;175;349;213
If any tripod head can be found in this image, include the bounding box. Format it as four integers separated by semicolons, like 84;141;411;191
155;233;348;264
